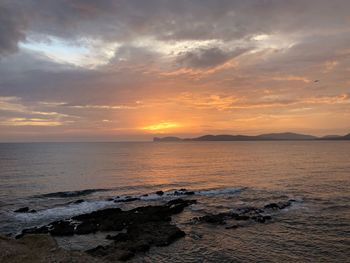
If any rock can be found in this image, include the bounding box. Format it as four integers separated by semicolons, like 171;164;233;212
49;220;75;236
263;215;272;220
18;198;196;261
73;199;85;204
156;190;164;196
166;198;197;214
264;201;292;210
264;203;279;209
115;197;140;203
106;233;128;242
198;213;229;224
173;189;196;196
75;221;98;235
236;206;263;215
277;201;292;209
226;225;238;230
251;215;266;223
29;209;37;213
14;207;30;213
195;200;292;226
16;226;50;238
88;221;185;261
233;214;250;221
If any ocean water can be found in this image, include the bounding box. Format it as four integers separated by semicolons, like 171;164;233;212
0;141;349;262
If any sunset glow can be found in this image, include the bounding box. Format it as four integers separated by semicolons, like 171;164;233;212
0;1;349;141
141;122;181;132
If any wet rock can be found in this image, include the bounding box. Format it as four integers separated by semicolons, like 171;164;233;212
264;203;279;209
166;198;197;214
263;215;272;220
14;207;30;213
75;221;98;235
115;197;140;203
15;225;50;239
198;213;230;224
50;220;75;236
127;221;185;247
156;190;164;196
20;220;74;237
226;225;238;230
232;214;250;221
252;215;268;223
236;206;263;215
173;189;195;196
264;201;292;210
88;221;185;261
195;200;293;226
106;233;128;242
73;199;85;204
18;198;196;260
74;207;122;220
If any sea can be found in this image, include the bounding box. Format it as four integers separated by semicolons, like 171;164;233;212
0;141;349;262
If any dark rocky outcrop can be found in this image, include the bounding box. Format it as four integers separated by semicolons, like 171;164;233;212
174;189;195;196
106;233;128;242
264;201;292;210
14;207;30;213
17;199;196;261
88;221;185;261
14;207;36;213
114;197;140;203
15;197;295;261
194;200;294;226
72;199;85;204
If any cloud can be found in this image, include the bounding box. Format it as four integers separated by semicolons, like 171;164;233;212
2;0;350;57
176;47;247;69
1;0;350;139
0;1;27;55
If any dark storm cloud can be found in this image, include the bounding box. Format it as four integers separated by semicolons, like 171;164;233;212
2;0;350;56
109;45;161;65
176;47;248;69
0;49;155;105
0;1;27;55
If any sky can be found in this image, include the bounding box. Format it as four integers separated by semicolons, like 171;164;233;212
0;0;349;141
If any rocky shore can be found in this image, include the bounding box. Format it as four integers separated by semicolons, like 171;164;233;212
2;196;296;262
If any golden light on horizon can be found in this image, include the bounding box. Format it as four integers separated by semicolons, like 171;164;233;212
140;122;181;132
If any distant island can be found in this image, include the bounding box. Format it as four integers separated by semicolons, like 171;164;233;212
153;132;350;142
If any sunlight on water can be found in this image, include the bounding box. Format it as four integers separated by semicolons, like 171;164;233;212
0;141;349;262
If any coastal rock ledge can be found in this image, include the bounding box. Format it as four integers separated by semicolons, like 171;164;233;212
5;198;296;262
13;198;196;262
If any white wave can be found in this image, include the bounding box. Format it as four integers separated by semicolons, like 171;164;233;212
197;187;244;196
13;200;115;222
11;187;244;223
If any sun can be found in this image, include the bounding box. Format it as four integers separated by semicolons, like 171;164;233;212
140;122;181;132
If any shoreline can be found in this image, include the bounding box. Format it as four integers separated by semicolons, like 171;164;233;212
2;194;295;262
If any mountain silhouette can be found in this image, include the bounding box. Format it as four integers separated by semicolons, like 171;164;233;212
154;132;350;141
